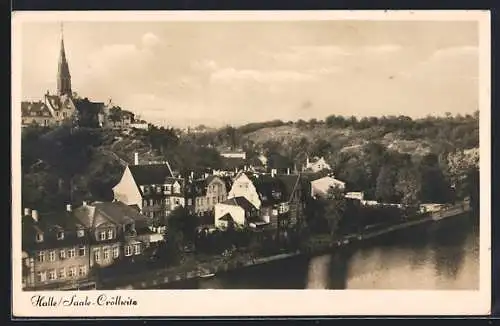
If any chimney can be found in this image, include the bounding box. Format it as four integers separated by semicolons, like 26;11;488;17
31;210;39;222
66;204;72;212
271;169;277;178
24;208;31;216
134;152;139;165
287;168;291;175
82;201;88;206
190;171;194;180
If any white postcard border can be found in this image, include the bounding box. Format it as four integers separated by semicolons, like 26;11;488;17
11;10;491;317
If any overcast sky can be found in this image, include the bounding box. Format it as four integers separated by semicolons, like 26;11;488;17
21;20;479;128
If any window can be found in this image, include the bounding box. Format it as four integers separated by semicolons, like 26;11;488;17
99;231;106;241
62;112;67;118
48;269;57;281
56;111;59;117
107;229;114;239
187;198;192;206
35;233;44;243
37;251;45;263
58;268;66;279
78;246;86;256
124;245;132;257
103;247;110;260
57;231;64;240
59;250;66;260
68;267;76;277
67;248;76;258
93;249;100;262
79;265;87;276
112;246;120;258
49;251;56;262
36;271;47;282
212;197;216;204
134;244;141;255
77;229;85;238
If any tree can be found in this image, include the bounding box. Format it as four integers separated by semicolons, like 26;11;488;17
395;167;421;207
375;165;398;203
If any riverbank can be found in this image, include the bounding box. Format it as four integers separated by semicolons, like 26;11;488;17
99;202;471;290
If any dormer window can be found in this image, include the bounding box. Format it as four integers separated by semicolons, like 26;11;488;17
56;231;65;240
173;183;180;193
35;233;44;243
99;231;107;241
77;229;85;238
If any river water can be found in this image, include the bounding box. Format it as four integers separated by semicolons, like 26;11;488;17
162;212;479;290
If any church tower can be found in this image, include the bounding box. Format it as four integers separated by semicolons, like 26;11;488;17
57;23;72;96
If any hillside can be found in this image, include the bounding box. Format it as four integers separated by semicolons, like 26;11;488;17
21;112;480;212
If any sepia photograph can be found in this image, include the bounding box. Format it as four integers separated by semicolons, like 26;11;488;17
12;10;490;317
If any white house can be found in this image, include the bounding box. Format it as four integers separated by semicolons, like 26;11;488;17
304;156;331;173
310;176;346;198
227;171;262;210
345;192;364;201
214;196;258;229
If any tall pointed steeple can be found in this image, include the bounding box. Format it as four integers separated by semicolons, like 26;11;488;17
57;23;72;96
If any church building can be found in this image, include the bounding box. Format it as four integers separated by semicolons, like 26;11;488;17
21;24;106;129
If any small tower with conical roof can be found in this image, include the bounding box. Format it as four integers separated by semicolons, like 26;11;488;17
57;23;72;96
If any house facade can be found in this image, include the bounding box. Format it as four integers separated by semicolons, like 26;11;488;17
21;101;57;128
112;157;186;226
187;175;228;216
303;156;332;173
73;201;159;269
214;196;259;229
310;176;346;198
228;172;262;210
22;207;93;290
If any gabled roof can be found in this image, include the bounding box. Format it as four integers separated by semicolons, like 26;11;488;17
218;213;234;222
73;201;150;229
45;94;74;111
128;164;174;186
73;98;105;114
190;175;226;197
93;201;149;226
22;211;88;251
221;196;257;212
250;174;301;204
21;101;53;117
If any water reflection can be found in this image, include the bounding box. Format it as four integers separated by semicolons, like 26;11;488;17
158;213;479;290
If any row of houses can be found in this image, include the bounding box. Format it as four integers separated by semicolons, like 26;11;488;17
21;150;351;290
21;201;163;290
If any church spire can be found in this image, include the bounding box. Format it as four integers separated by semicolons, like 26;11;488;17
57;22;72;96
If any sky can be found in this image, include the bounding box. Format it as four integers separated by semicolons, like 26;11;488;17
20;20;479;128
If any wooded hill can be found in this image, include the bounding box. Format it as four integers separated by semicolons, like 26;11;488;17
21;111;479;213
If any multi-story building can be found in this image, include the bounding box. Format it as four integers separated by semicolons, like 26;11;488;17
112;153;186;226
222;170;306;230
22;207;94;291
187;175;229;217
73;201;161;269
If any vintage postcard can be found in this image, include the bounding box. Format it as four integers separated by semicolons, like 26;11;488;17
11;10;491;317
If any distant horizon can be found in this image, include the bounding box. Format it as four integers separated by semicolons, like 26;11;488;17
21;20;479;129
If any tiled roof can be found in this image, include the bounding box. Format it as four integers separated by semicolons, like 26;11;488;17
221;196;257;212
250;174;301;204
73;98;105;113
93;201;149;227
21;101;52;117
128;164;174;186
189;175;225;197
22;211;88;251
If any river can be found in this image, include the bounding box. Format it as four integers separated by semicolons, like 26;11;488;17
160;212;479;290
